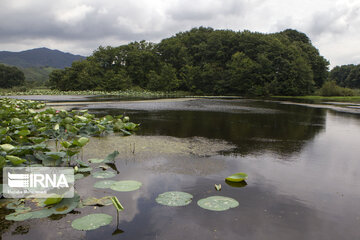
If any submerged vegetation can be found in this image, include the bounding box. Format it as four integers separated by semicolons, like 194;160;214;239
48;27;329;96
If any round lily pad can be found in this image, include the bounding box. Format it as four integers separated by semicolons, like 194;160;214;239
91;171;116;179
71;213;113;231
94;180;117;189
110;180;142;192
155;191;193;207
197;196;239;211
225;172;248;182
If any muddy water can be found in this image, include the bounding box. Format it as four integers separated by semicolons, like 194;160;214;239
2;97;360;240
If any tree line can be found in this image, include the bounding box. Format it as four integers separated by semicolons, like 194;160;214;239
0;63;25;88
48;27;329;96
329;64;360;89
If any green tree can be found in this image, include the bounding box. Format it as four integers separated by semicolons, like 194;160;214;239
0;64;25;88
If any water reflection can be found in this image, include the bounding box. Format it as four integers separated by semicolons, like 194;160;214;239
91;99;326;157
2;98;360;240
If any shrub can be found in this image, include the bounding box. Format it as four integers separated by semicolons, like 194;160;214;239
319;81;355;96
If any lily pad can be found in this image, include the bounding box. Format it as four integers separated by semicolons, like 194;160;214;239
82;196;112;206
76;167;93;173
28;208;54;219
91;171;116;179
103;151;119;163
89;158;104;163
44;194;63;205
51;194;80;214
93;180;117;189
71;213;113;231
110;180;142;192
0;144;15;152
225;180;247;188
5;212;33;221
74;173;84;180
6;155;26;165
225;172;248;182
5;208;53;221
197;196;239;211
155;191;193;207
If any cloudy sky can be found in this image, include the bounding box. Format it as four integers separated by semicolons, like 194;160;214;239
0;0;359;68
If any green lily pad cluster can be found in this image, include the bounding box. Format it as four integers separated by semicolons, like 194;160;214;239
154;172;248;211
155;191;239;211
0;98;138;168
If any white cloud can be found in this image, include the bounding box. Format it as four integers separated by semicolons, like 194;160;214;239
56;4;94;25
0;0;359;67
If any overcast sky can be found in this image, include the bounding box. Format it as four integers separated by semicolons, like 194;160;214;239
0;0;359;68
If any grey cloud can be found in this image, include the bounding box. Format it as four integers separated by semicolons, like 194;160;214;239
0;0;359;66
167;0;245;21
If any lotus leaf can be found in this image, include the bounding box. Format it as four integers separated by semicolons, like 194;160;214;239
110;180;142;192
91;171;116;179
197;196;239;211
71;213;112;231
225;172;248;182
156;191;193;207
93;180;117;189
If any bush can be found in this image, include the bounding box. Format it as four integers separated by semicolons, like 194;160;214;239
319;81;354;96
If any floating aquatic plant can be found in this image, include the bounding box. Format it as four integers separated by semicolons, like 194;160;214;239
197;196;239;211
225;172;248;182
91;171;116;179
93;180;117;189
82;196;113;206
71;213;113;231
110;180;142;192
155;191;193;207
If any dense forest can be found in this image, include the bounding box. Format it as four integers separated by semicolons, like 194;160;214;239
329;64;360;89
0;64;25;88
48;27;330;96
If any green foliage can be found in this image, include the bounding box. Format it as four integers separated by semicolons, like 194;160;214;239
0;64;25;88
330;64;360;88
71;213;112;231
197;196;239;211
319;81;355;96
0;98;138;168
225;172;248;182
155;191;193;207
22;66;56;87
47;28;329;96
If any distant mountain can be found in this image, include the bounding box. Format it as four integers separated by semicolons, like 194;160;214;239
0;47;85;69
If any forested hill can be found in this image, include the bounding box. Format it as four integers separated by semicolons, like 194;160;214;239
49;27;330;96
0;48;85;69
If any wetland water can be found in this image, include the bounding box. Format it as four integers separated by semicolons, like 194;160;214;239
2;97;360;240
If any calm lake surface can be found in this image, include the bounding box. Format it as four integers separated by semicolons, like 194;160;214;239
2;97;360;240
